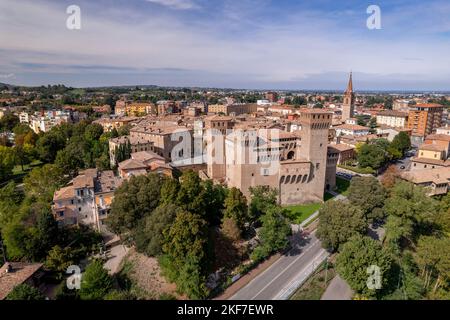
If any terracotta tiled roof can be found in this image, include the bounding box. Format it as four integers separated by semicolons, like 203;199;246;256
53;185;75;201
412;157;450;166
335;124;370;131
419;144;446;152
0;262;43;300
401;167;450;184
425;134;450;142
330;143;355;152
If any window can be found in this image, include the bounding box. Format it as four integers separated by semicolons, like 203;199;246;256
78;207;82;212
58;211;64;217
316;163;320;170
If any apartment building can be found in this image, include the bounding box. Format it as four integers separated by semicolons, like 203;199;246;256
407;103;444;138
52;169;122;232
334;124;370;137
376;110;408;128
115;101;155;116
208;103;257;116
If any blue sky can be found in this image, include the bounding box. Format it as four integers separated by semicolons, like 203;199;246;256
1;0;450;90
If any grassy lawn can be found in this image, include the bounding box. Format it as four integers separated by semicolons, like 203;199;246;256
338;164;375;174
283;176;350;224
290;262;336;300
284;202;322;224
9;160;43;184
335;177;351;196
284;190;342;224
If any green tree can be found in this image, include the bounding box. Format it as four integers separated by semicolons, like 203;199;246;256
336;234;393;298
161;211;209;299
248;186;278;220
23;164;66;202
391;132;411;156
0;112;19;132
13;144;34;172
201;180;227;226
79;260;113;300
160;178;180;205
107;174;162;238
175;255;209;300
223;187;248;233
134;204;180;257
36;131;66;163
384;181;438;249
83;123;104;142
220;217;241;242
415;236;450;295
317;201;367;251
0;182;23;226
357;143;386;170
347;176;386;222
251;206;291;262
0;145;15;182
176;170;206;215
6;284;45;300
162;211;208;269
45;245;74;277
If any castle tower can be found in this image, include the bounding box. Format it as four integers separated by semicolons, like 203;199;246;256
296;109;333;201
342;72;355;122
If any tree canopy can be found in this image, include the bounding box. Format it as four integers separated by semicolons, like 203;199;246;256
347;176;386;222
317;200;367;252
336;234;393;298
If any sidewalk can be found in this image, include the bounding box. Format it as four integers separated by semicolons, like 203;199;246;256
214;222;318;300
214;252;282;300
321;275;353;300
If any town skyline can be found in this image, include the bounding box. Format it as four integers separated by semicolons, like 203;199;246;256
1;0;450;90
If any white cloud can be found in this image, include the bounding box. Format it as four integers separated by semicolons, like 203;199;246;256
145;0;199;10
0;73;15;79
0;0;450;89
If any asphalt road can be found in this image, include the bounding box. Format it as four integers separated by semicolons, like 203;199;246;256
229;231;328;300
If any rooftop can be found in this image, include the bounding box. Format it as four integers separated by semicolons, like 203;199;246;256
0;262;43;300
425;134;450;142
335;124;370;131
401;167;450;185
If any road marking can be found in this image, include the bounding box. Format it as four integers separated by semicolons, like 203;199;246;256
273;250;329;300
229;230;318;300
249;238;321;300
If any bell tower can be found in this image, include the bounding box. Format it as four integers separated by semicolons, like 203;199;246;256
342;72;355;122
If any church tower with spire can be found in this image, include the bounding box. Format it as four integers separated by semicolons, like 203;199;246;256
342;72;355;122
